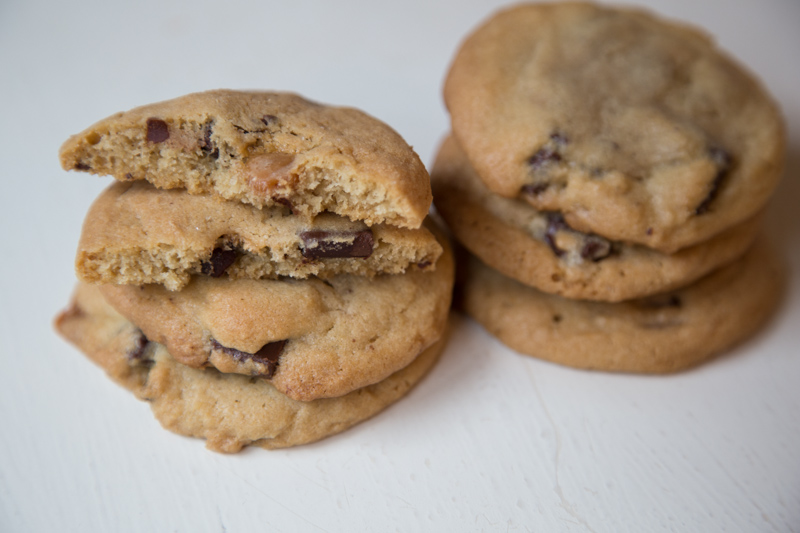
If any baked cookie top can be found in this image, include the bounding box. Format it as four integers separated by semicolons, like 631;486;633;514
54;283;446;453
432;136;760;302
462;237;783;373
444;2;784;252
97;228;453;401
77;181;443;290
59;90;432;228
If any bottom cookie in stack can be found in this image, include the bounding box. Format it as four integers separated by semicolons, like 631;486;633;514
459;239;782;373
56;284;447;452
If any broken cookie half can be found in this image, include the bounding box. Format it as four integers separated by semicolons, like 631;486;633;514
77;181;443;290
59;90;433;229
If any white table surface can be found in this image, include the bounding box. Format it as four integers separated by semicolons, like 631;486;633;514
1;0;798;531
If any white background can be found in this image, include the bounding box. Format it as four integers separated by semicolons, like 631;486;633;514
1;0;799;531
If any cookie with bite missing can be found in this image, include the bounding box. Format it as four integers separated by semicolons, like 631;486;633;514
54;283;447;453
432;136;760;302
461;237;783;373
77;181;443;291
59;90;432;228
444;2;784;252
96;227;453;401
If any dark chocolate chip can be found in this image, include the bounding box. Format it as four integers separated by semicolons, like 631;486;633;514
200;122;219;159
210;339;287;378
417;261;432;269
695;147;732;215
126;331;150;362
274;197;294;213
74;162;91;171
549;132;569;146
146;118;170;143
544;213;568;257
300;230;374;259
521;183;550;196
527;146;562;170
580;235;612;262
200;247;238;277
261;115;278;126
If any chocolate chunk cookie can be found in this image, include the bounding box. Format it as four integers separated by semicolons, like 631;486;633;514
432;136;760;302
77;181;443;290
60;90;432;228
97;228;453;401
461;238;783;373
54;284;446;453
444;2;784;252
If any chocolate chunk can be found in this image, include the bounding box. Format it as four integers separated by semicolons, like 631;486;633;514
200;122;219;159
544;213;568;257
300;230;374;259
545;213;611;262
417;261;432;269
527;132;568;170
74;162;91;171
261;115;278;126
274;197;294;214
127;331;150;362
521;183;550;196
146;118;170;143
200;247;238;277
527;146;562;169
695;147;732;215
124;173;134;180
210;339;287;378
580;235;612;262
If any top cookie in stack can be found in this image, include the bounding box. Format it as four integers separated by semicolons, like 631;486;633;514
433;2;785;372
442;2;784;255
60;90;431;227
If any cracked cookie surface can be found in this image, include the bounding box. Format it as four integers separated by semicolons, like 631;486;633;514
461;238;782;373
77;181;443;290
60;90;432;228
432;136;760;302
444;2;784;252
97;227;453;401
54;284;446;453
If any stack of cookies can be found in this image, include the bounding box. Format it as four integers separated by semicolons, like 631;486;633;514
433;3;785;372
55;90;453;452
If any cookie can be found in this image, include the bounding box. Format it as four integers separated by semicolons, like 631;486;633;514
461;237;783;373
59;90;432;228
432;136;760;302
54;284;446;453
444;2;784;253
77;181;443;290
97;227;453;401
